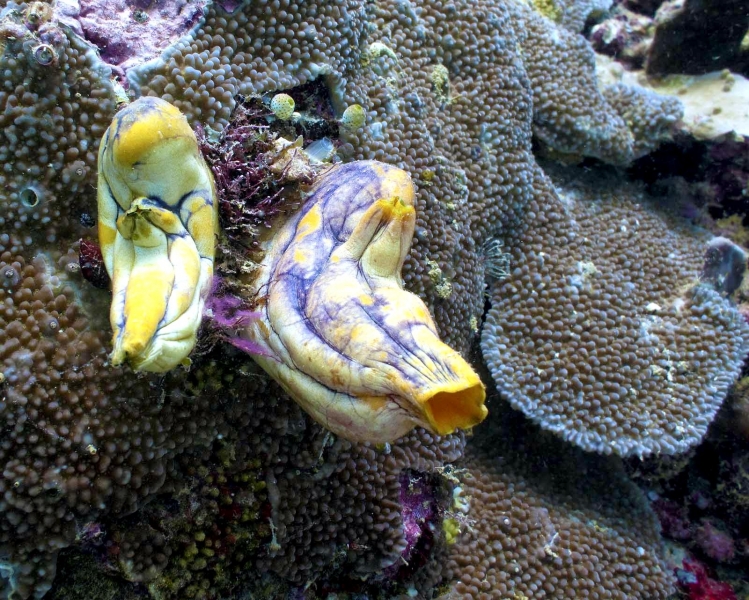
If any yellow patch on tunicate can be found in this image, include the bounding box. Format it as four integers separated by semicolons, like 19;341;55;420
358;294;374;306
377;196;414;222
380;171;415;209
122;263;172;354
296;204;322;240
293;248;308;264
188;203;218;257
358;395;388;411
123;213;165;248
149;209;181;232
98;222;117;250
413;303;430;322
378;165;415;205
112;104;191;167
356;197;414;279
168;238;201;310
349;323;380;344
341;104;366;130
270;93;295;120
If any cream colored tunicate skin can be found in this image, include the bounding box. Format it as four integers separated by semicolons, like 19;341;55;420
241;160;488;443
97;96;218;372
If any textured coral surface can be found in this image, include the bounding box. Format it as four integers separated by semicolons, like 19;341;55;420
445;406;674;599
0;0;746;597
482;164;749;456
124;0;681;352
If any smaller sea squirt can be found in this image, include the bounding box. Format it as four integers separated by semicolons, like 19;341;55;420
242;160;488;443
97;97;218;372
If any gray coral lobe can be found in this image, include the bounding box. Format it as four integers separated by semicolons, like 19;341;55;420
482;164;749;457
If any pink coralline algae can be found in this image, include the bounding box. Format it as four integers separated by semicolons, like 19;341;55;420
652;497;693;541
58;0;205;73
203;280;267;356
677;558;738;600
649;482;738;565
694;521;736;563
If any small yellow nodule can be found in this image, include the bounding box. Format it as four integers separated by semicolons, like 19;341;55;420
270;93;295;120
376;196;415;222
341;103;367;130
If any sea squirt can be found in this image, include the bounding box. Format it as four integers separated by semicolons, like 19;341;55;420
97;97;218;372
243;160;488;443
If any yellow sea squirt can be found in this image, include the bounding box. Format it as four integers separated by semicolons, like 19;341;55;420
97;97;218;372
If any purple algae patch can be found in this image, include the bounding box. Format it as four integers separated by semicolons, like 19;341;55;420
204;278;271;357
382;471;440;581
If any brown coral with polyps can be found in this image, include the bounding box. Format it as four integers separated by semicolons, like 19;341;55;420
0;8;116;243
125;0;681;356
0;236;225;599
444;410;674;599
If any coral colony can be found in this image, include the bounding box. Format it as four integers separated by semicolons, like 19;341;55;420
1;0;749;599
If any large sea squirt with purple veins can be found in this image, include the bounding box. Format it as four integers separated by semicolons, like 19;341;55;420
241;160;488;443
